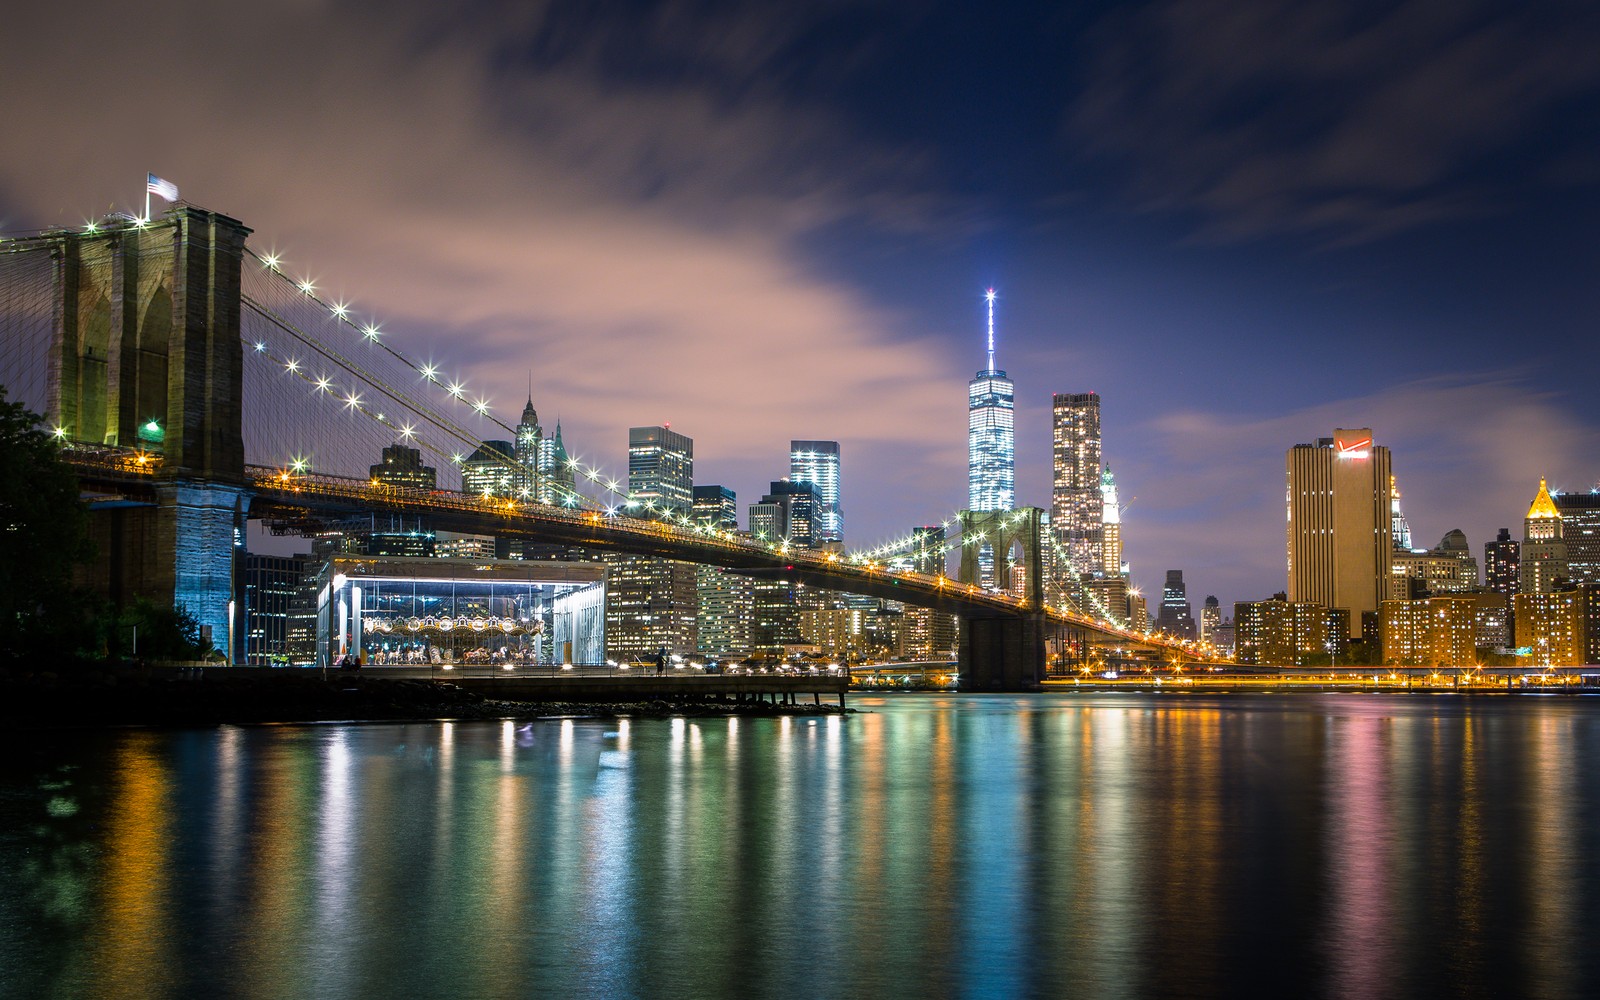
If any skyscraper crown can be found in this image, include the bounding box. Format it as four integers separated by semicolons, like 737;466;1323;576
1527;478;1561;520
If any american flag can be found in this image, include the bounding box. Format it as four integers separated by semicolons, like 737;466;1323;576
146;174;179;202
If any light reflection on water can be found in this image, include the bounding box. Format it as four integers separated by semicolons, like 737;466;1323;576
3;695;1600;999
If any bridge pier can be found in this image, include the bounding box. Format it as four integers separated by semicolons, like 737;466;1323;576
959;613;1047;691
52;208;253;657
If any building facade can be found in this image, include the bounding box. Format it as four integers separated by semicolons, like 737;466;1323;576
1380;596;1476;666
1051;392;1103;578
1485;527;1520;596
1553;491;1600;585
790;441;842;544
693;485;738;532
461;440;515;497
628;425;693;515
1286;428;1394;635
1513;590;1583;666
968;290;1014;514
1520;479;1568;594
370;442;437;491
1155;569;1196;639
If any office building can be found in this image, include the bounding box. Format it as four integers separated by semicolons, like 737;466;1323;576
1286;428;1394;635
1100;466;1126;578
1155;570;1196;639
1051;392;1103;578
1390;475;1413;550
696;565;754;660
628;425;693;516
1485;527;1520;596
1553;490;1600;585
242;553;316;666
898;525;958;657
370;442;437;491
1392;529;1479;596
790;441;842;544
968;290;1015;513
514;397;542;498
1520;479;1568;594
750;480;821;549
1200;595;1221;643
1127;590;1149;631
461;440;515;497
693;485;738;532
602;553;698;662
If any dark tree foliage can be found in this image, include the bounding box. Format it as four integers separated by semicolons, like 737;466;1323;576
0;386;95;659
115;597;214;661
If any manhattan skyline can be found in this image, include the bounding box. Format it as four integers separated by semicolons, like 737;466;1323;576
2;1;1597;610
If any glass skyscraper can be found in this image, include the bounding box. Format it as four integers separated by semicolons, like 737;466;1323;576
628;425;693;515
789;440;842;544
968;290;1014;512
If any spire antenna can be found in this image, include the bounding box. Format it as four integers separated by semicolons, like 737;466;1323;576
985;288;996;372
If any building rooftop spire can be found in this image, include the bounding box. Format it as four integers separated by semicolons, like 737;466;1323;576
985;288;996;372
1527;477;1561;520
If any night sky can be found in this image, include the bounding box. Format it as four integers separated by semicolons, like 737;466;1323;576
4;1;1597;610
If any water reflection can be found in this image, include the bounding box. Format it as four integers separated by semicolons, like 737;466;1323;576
2;695;1599;999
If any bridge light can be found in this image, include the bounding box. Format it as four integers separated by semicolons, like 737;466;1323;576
314;376;332;392
298;278;316;295
84;221;99;234
332;302;349;320
261;252;280;270
362;323;381;339
447;382;465;398
254;341;267;352
420;363;439;381
343;392;362;410
51;425;68;439
290;457;308;473
284;358;301;373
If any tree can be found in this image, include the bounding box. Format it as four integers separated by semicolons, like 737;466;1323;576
116;598;214;661
0;386;95;659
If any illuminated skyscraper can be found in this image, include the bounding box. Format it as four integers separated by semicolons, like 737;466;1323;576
968;289;1014;512
514;396;542;498
1485;527;1520;596
370;442;436;491
628;425;693;516
1286;428;1394;635
790;441;843;544
1390;475;1413;550
538;421;575;505
1520;478;1567;594
1155;569;1196;639
1051;392;1103;577
1553;489;1600;585
461;440;515;497
1100;466;1125;577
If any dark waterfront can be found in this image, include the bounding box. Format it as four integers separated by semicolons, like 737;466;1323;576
4;694;1600;999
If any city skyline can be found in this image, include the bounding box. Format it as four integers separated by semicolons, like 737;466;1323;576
3;1;1598;611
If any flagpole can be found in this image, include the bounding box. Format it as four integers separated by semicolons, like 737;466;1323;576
144;178;150;223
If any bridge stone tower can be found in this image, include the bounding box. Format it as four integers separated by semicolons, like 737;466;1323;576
956;507;1048;690
48;208;252;657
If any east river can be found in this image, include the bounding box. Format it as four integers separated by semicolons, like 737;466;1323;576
4;694;1600;999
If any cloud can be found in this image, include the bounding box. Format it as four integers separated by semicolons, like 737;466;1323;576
1117;372;1592;608
1069;0;1600;244
0;1;970;544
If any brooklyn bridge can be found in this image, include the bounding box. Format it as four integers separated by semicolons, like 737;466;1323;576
0;204;1195;689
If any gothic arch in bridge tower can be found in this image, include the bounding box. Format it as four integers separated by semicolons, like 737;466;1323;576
956;507;1045;607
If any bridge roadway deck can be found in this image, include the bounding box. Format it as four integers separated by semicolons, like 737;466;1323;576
63;451;1188;656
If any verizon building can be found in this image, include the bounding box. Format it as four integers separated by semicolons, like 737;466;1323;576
1286;429;1394;637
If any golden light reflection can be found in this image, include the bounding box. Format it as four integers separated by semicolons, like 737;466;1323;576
91;733;175;995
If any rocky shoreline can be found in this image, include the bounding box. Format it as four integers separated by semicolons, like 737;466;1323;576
0;667;850;729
